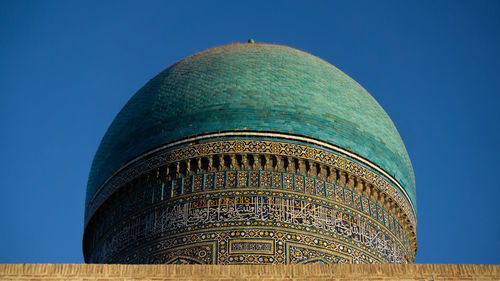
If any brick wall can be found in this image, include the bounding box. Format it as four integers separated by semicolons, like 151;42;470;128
0;264;498;281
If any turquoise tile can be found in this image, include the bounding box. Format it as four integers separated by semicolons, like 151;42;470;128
86;43;415;211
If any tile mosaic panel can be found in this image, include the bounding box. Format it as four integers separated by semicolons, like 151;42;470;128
86;139;416;230
84;169;412;264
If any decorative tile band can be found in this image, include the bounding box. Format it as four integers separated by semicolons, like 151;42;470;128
84;170;413;264
89;200;402;264
117;229;364;264
85;137;416;231
229;239;274;255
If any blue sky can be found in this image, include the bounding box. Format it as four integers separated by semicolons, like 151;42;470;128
0;0;499;264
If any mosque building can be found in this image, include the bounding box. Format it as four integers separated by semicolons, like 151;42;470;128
82;41;417;264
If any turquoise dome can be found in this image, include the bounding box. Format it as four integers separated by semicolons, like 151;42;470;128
86;43;415;211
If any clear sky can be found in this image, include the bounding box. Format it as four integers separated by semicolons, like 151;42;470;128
0;0;499;264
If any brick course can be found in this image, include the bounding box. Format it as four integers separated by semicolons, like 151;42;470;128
1;264;498;281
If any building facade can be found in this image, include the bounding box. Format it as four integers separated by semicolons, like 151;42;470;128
83;42;417;264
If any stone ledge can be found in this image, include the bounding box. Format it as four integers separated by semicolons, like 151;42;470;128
0;264;499;280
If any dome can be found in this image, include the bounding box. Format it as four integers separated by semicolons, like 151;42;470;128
86;43;415;212
84;42;417;264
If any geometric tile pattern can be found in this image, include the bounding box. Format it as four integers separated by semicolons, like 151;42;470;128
84;168;413;264
85;138;416;231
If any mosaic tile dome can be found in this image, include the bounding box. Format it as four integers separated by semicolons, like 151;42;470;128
83;42;417;264
86;43;415;209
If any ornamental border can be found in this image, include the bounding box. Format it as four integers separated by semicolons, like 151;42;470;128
112;228;385;264
167;187;410;252
87;188;409;263
286;242;353;264
85;134;416;230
